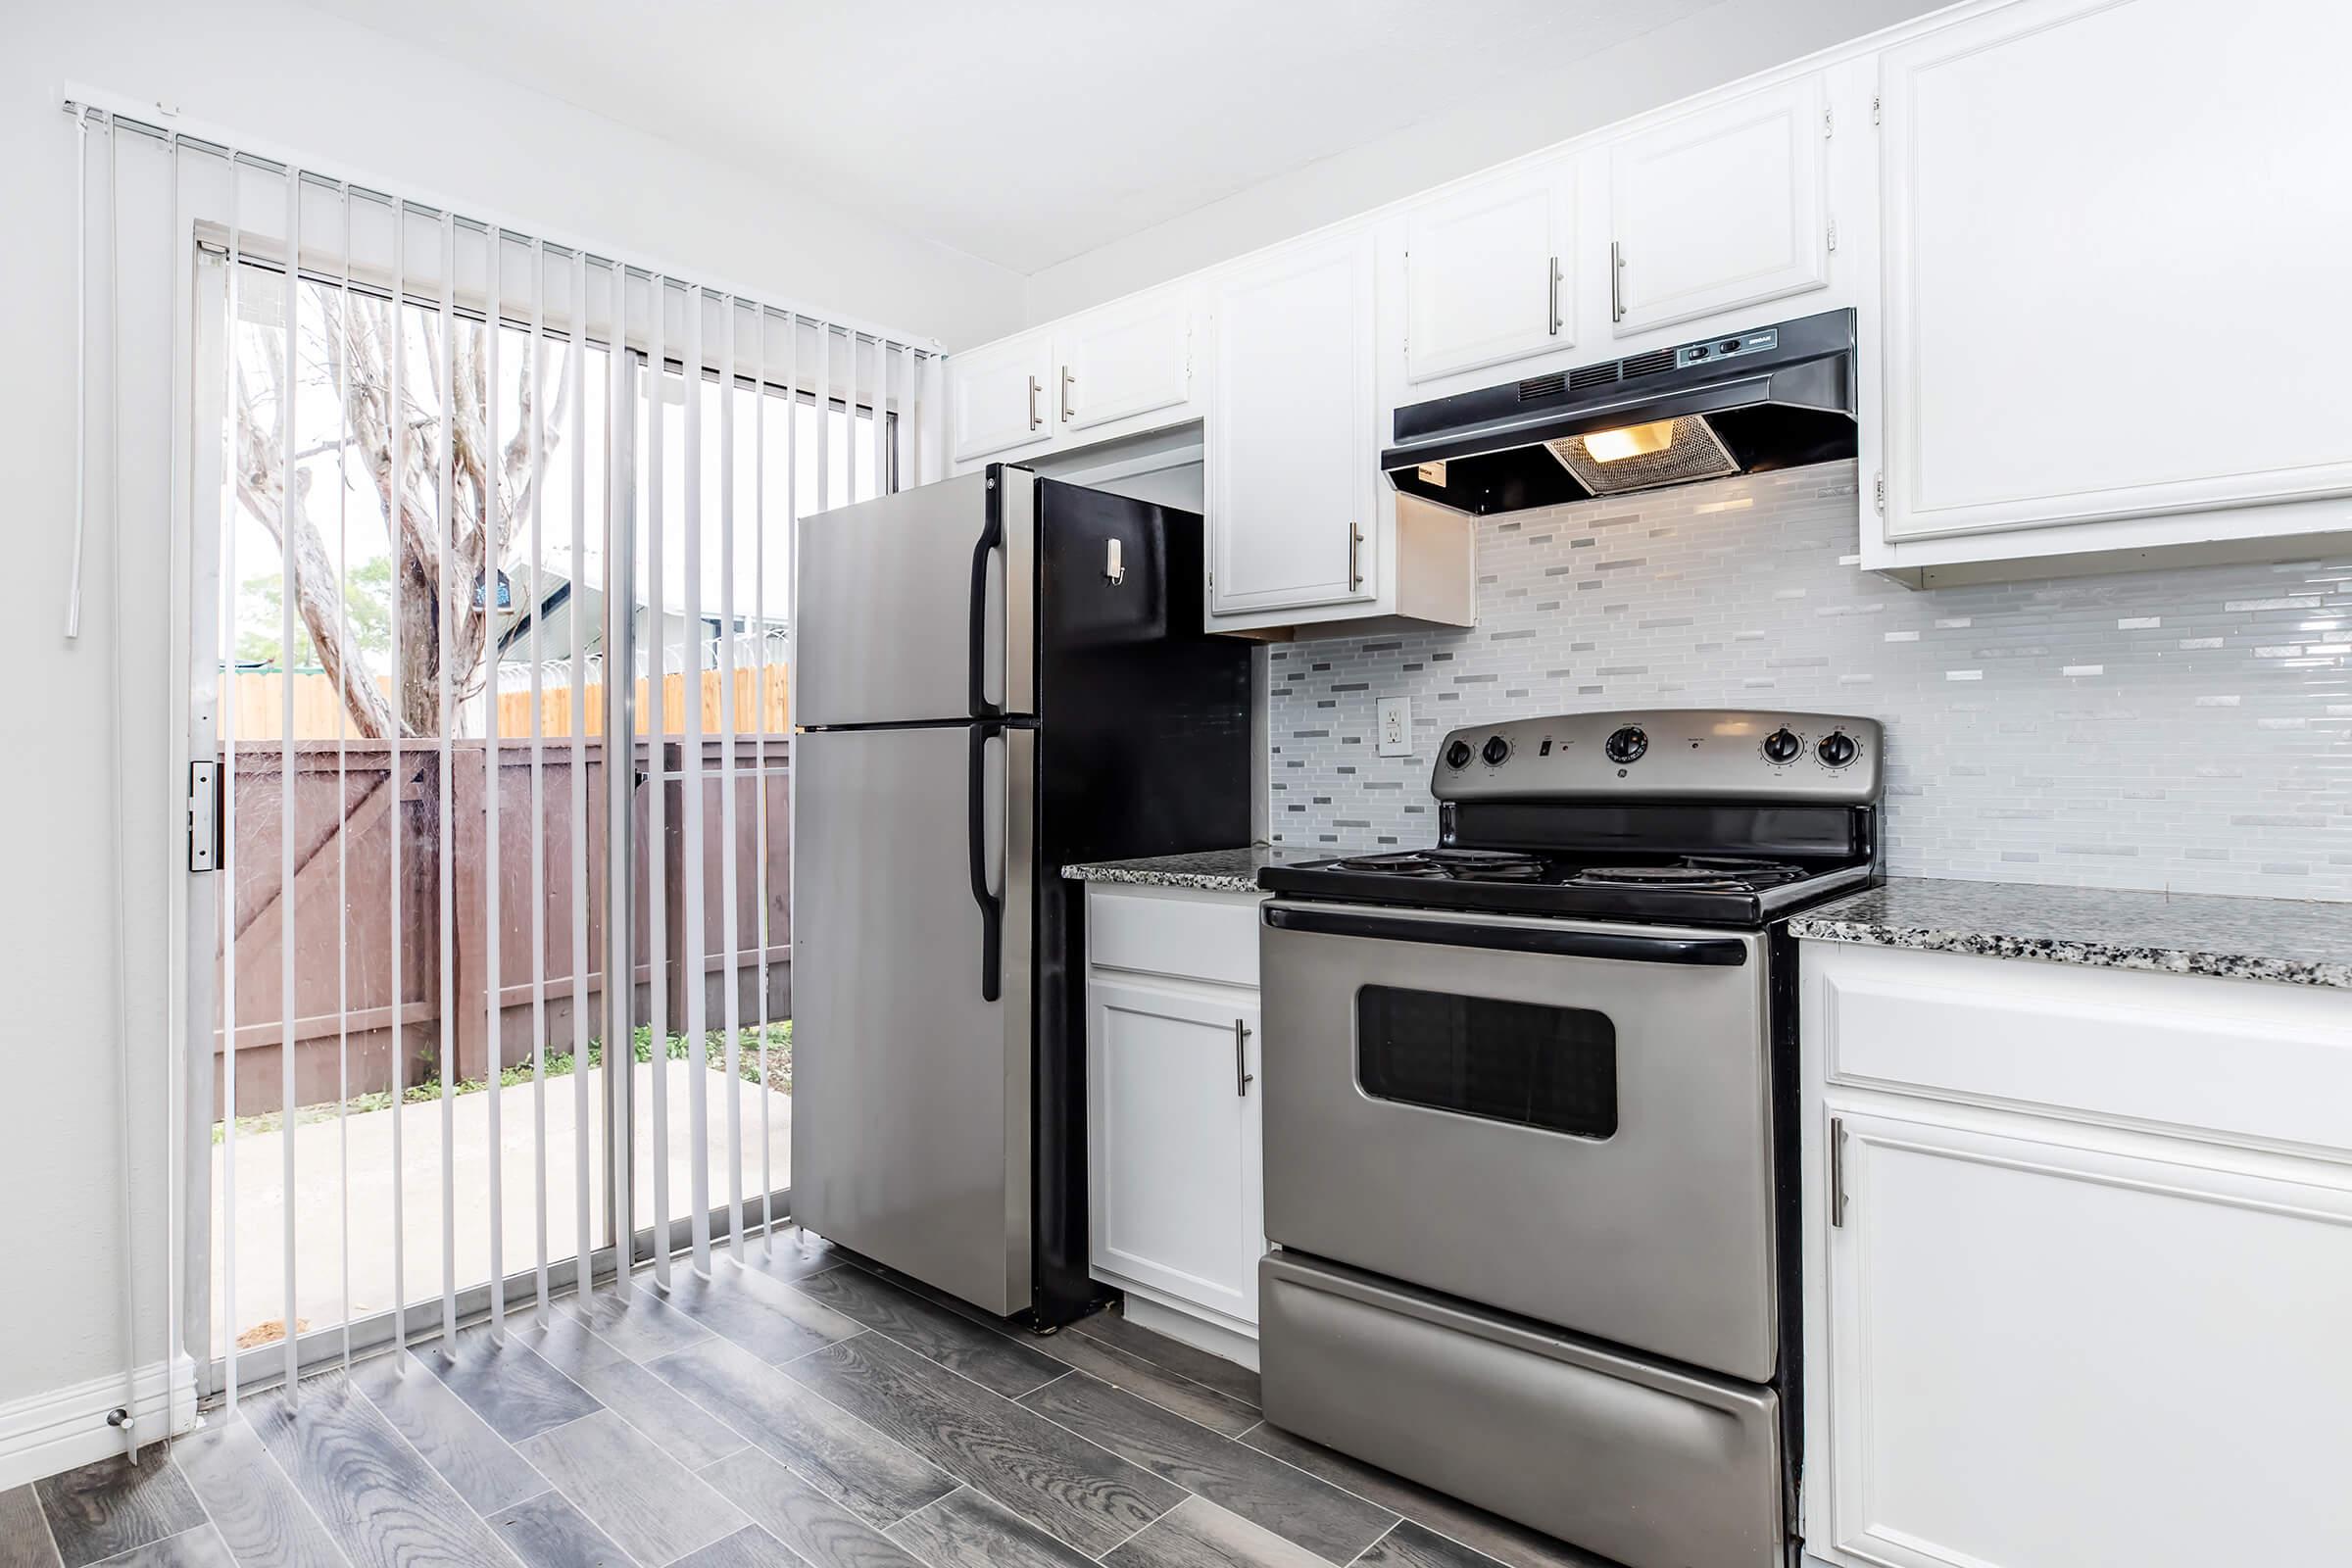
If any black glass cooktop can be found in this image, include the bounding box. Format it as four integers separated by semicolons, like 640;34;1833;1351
1263;848;1872;926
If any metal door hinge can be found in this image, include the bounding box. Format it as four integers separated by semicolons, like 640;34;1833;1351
188;760;220;872
1822;106;1834;138
1827;219;1838;254
1871;94;1882;126
1829;1116;1849;1228
1873;472;1886;514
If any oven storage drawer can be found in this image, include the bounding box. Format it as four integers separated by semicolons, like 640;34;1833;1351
1260;1251;1785;1568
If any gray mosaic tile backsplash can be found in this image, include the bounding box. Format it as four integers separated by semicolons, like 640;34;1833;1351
1266;461;2352;901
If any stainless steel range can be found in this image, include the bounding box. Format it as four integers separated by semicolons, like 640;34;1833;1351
1253;709;1884;1568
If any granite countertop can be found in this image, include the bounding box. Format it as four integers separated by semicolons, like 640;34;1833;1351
1788;876;2352;990
1060;847;1311;894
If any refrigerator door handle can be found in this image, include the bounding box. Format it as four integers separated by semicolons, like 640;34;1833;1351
967;719;1005;1002
969;472;1005;718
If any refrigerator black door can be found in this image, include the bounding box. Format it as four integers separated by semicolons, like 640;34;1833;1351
1028;480;1254;1327
1032;479;1252;867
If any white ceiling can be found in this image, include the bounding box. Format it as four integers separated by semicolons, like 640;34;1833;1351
295;0;1716;275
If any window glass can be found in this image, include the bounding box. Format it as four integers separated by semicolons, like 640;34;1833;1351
1356;986;1617;1139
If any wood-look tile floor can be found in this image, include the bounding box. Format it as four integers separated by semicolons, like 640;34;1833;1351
3;1237;1611;1568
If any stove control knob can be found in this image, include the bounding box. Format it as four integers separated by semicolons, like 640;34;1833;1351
1817;731;1859;768
1444;738;1474;769
1603;725;1648;764
1481;735;1511;766
1761;727;1803;764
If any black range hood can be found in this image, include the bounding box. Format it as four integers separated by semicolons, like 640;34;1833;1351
1384;308;1857;515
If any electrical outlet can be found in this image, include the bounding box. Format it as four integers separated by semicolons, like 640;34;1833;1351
1376;697;1411;757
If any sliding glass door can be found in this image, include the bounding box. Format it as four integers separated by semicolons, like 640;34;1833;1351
189;207;906;1396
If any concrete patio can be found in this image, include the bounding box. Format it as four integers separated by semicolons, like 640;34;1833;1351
212;1059;793;1354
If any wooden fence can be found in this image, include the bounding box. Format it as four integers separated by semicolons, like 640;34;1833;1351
227;663;793;743
214;734;790;1117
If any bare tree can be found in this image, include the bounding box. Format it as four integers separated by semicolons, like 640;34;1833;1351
231;285;572;739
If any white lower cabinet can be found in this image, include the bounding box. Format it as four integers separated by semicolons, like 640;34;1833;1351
1088;978;1262;1332
1802;943;2352;1567
1085;885;1267;1354
1824;1112;2352;1567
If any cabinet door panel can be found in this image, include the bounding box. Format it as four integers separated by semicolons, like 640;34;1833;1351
1089;980;1260;1324
1208;229;1377;615
1828;1114;2352;1565
949;331;1054;463
1880;0;2352;541
1607;76;1828;337
1060;291;1194;434
1406;162;1574;383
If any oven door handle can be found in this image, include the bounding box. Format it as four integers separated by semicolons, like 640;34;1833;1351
1262;905;1749;966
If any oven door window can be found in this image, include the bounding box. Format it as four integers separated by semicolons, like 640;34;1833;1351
1355;985;1617;1139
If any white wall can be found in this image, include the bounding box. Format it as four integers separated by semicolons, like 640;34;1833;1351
1022;0;1955;323
0;0;1020;1442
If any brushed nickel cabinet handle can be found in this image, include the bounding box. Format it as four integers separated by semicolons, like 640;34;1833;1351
1061;366;1074;422
1027;374;1042;430
1235;1018;1253;1097
1348;524;1364;592
1830;1115;1848;1228
1610;240;1626;324
1548;254;1562;336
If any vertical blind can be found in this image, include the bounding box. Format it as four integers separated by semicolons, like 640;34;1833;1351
66;89;944;1451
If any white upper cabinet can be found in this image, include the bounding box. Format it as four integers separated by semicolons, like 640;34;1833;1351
1404;157;1577;383
1057;289;1196;435
1875;0;2352;548
948;328;1054;464
1208;226;1379;617
1604;75;1831;338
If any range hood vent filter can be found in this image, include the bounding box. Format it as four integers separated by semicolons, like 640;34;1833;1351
1546;415;1738;497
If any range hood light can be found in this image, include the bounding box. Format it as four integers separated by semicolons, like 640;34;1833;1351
1547;414;1739;496
1582;419;1677;464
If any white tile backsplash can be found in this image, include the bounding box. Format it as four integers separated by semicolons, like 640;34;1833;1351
1266;461;2352;901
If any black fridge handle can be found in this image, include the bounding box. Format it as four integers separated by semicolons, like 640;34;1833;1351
969;469;1004;719
967;720;1005;1003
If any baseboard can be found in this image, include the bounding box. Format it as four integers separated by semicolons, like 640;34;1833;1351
0;1356;201;1493
1117;1290;1260;1373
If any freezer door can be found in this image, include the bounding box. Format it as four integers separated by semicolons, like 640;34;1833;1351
792;723;1036;1315
795;467;1037;726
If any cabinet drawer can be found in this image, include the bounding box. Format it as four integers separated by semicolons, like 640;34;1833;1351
1087;887;1262;990
1813;945;2352;1154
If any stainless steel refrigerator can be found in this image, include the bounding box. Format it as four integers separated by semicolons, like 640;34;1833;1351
792;465;1251;1326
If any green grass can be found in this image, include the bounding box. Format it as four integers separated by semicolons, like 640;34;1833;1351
214;1019;791;1144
